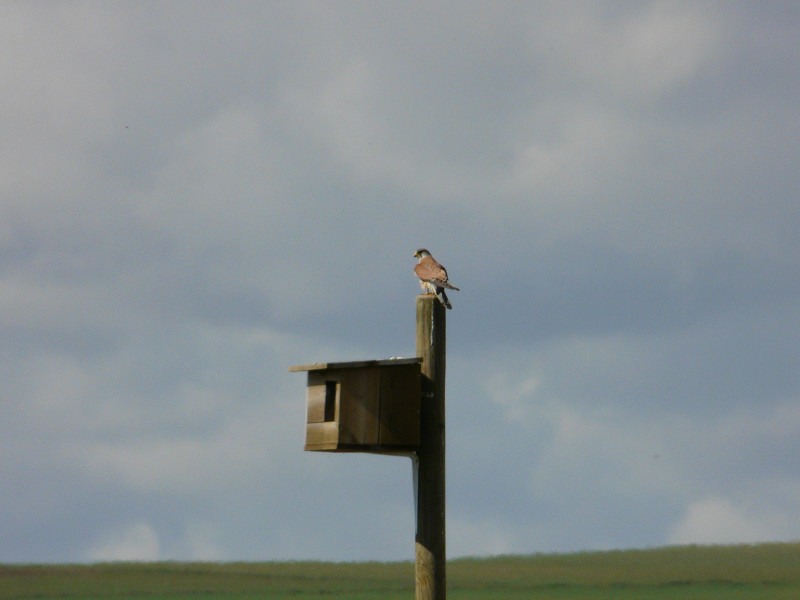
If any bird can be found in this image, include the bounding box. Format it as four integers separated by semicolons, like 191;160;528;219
413;248;460;309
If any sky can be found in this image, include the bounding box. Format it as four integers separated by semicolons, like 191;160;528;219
1;1;799;563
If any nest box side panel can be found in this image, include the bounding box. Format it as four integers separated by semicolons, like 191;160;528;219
337;367;380;446
378;363;421;446
305;422;340;449
306;375;337;423
304;372;341;449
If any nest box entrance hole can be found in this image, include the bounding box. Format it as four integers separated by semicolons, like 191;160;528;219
324;380;337;422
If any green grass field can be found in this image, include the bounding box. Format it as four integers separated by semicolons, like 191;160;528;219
3;542;800;600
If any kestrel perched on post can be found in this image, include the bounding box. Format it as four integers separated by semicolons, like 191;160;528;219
413;248;460;309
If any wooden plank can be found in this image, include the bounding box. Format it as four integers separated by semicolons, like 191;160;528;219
290;357;422;372
379;363;421;446
415;294;446;600
305;422;339;448
337;367;380;445
308;372;341;421
304;443;340;451
306;383;328;423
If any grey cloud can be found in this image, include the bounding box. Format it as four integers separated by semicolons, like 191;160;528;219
1;2;798;562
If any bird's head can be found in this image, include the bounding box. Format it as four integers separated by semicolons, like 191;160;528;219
414;248;431;259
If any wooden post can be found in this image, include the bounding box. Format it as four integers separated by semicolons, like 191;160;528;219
415;294;446;600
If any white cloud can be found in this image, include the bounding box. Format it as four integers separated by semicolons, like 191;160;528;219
667;497;786;545
87;521;161;562
70;392;299;495
184;520;225;561
529;2;726;101
448;514;515;558
485;371;542;423
508;103;642;198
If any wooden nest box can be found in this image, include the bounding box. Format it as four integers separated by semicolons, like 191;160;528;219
289;358;422;452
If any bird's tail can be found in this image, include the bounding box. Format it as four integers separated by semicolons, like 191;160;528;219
438;288;453;310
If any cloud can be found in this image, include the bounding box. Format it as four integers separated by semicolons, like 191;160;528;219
1;2;799;562
448;514;515;558
667;497;789;546
535;3;727;100
180;520;226;561
87;521;161;562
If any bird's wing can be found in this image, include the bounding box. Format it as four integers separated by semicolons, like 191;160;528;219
415;256;450;285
